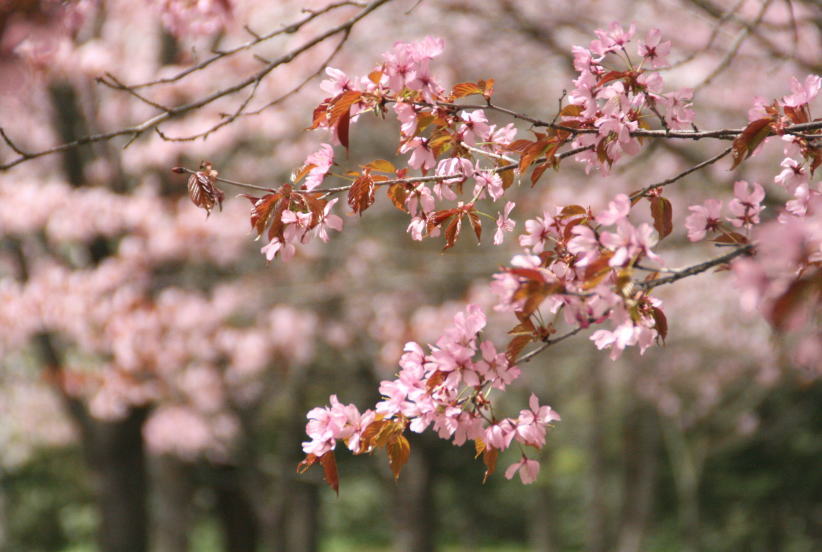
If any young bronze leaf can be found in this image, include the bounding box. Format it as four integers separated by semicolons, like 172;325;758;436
348;173;375;215
336;108;351;150
713;231;749;245
531;161;550;187
243;192;281;236
731;118;772;169
186;161;224;216
452;81;484;99
506;334;533;361
319;451;340;495
443;213;463;251
364;159;397;173
467;209;482;243
769;272;820;331
387;183;408;212
649;196;673;239
482;447;499;484
651;306;668;343
480;78;495;99
386;434;411;480
296;453;318;474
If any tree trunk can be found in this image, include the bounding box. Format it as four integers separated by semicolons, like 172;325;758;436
390;444;435;552
153;455;194;552
616;405;658;552
90;408;151;552
586;360;609;552
528;483;558;552
213;463;259;552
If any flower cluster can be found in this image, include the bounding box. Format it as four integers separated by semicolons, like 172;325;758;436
685;180;766;241
301;305;559;485
566;24;694;174
491;193;666;360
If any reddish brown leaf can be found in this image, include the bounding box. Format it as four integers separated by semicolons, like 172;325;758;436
364;159;397;173
452;81;484;99
296;453;318;474
531;161;550;187
243;192;281;236
368;70;383;85
649;196;673;239
336;108;351;150
482;447;499;484
506;334;533;361
769;271;821;330
561;205;587;217
443;214;463;250
319;451;340;495
507;267;548;283
186;161;224;216
427;208;459;232
347;173;375;215
387;183;408;212
596;70;627;88
651;306;668;343
386;434;411;480
467;209;482;243
713;232;749;245
481;78;495;99
582;254;613;290
731;118;773;169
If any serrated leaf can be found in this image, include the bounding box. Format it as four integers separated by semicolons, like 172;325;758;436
364;159;397;173
482;447;499;484
531;161;550;187
650;196;673;239
651;306;668;343
319;451;340;495
347;173;375;215
582;254;613;290
769;271;821;330
560;104;583;118
452;82;484;99
713;232;748;245
731;118;772;169
443;214;463;251
387;183;408;212
467;209;482;243
336;108;351;150
506;334;533;361
387;434;411;480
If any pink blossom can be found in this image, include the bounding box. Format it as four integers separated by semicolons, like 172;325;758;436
660;89;695;129
314;198;343;242
459;110;491;146
638;28;671;68
781;74;821;108
600;220;662;267
504;456;540;485
303;144;334;191
485;419;516;450
685;199;723;241
727;180;765;228
320;67;356;97
394;102;418;136
493;202;516;245
401;137;437;171
474;171;504;201
596;193;631;225
774;157;808;194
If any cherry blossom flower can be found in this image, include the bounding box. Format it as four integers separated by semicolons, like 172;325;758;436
493;201;516;245
685;199;723;241
638;28;671;68
302;144;334;191
727;180;766;228
504;456;540;485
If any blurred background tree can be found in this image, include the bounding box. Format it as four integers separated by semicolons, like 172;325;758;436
0;1;819;551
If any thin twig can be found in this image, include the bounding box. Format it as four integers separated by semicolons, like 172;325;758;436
637;244;755;290
630;145;733;200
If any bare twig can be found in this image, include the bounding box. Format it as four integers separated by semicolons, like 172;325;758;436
0;0;394;172
630;145;733;200
637;244;755;290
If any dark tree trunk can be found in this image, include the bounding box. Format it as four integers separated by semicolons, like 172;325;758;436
90;408;151;552
528;483;558;552
153;455;194;552
213;463;259;552
586;360;609;552
390;443;435;552
616;405;658;552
